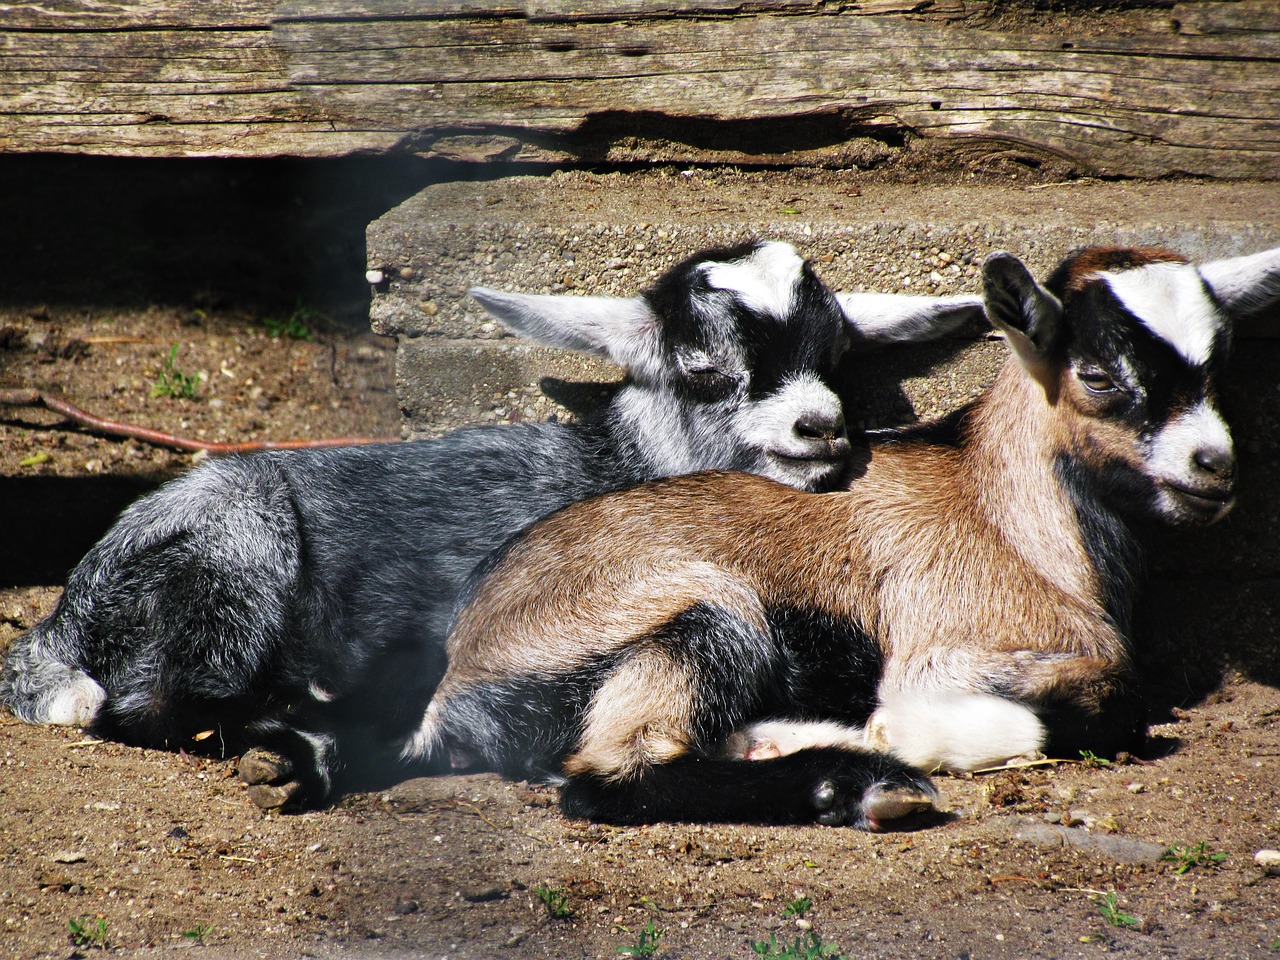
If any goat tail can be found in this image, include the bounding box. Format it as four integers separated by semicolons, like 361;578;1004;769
398;696;448;768
0;620;106;727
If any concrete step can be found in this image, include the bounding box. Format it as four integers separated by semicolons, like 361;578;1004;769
368;170;1280;435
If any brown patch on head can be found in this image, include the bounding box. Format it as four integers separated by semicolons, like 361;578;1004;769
1047;247;1188;297
1044;366;1151;483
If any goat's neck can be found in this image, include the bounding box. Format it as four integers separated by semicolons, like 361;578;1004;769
608;385;736;480
965;364;1121;606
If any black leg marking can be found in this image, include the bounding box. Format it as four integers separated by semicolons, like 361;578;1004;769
1040;690;1149;762
559;747;935;828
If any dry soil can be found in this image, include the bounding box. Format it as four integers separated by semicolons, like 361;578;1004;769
2;196;1279;960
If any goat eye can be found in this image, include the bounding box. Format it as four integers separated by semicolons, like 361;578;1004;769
1078;369;1119;395
681;362;738;397
688;366;733;386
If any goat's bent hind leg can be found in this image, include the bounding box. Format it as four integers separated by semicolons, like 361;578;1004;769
560;748;936;828
558;604;935;827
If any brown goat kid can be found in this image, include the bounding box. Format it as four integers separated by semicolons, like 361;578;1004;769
411;245;1280;829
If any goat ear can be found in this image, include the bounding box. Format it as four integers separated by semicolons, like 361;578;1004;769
835;292;986;345
1199;246;1280;321
982;252;1064;394
467;287;661;369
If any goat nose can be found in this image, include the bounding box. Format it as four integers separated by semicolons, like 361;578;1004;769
795;411;847;443
1193;446;1236;479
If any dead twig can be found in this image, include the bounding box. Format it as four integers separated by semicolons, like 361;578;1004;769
989;875;1044;887
971;757;1073;775
454;801;554;846
0;388;399;455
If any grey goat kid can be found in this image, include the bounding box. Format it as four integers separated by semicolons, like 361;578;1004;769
416;245;1279;829
0;239;983;809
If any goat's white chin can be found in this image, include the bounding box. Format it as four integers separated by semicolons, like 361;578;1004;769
762;451;845;491
1155;481;1235;526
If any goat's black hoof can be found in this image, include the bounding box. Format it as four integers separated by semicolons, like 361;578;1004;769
809;774;864;826
246;780;304;811
809;766;937;829
813;779;837;812
861;780;937;831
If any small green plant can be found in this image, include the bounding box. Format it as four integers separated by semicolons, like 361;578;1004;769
781;896;812;919
533;885;573;920
616;919;663;957
68;915;110;949
750;930;846;960
262;304;320;341
1093;892;1142;929
182;923;213;943
1162;841;1228;874
150;343;200;399
1078;749;1112;768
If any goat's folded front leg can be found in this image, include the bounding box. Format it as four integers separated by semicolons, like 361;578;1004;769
237;704;439;811
857;651;1142;772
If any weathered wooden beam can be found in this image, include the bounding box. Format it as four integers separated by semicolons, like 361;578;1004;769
1;0;1278;177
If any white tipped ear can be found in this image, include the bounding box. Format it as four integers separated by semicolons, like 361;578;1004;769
467;287;661;372
1199;246;1280;320
836;292;986;346
982;252;1064;395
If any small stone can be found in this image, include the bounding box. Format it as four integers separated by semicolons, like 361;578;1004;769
399;266;416;280
1255;850;1280;875
1095;815;1121;834
52;851;86;864
365;270;385;285
460;884;508;903
505;927;528;947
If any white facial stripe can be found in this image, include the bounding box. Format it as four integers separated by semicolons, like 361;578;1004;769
1147;400;1234;485
1102;263;1224;366
1113;354;1140;395
700;241;803;321
732;372;842;456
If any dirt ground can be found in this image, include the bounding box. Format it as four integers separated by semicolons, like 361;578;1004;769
2;187;1280;960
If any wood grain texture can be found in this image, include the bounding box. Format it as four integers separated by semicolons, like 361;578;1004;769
2;0;1278;176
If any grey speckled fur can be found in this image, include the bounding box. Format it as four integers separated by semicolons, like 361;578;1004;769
1;239;983;805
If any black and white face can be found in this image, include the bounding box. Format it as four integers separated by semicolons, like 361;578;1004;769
638;240;852;490
1061;259;1236;526
471;239;986;492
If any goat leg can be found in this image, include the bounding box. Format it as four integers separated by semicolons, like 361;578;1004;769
559;747;936;829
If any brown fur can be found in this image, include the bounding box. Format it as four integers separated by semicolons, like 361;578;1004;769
563;649;697;780
437;358;1132;779
1055;246;1188;294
